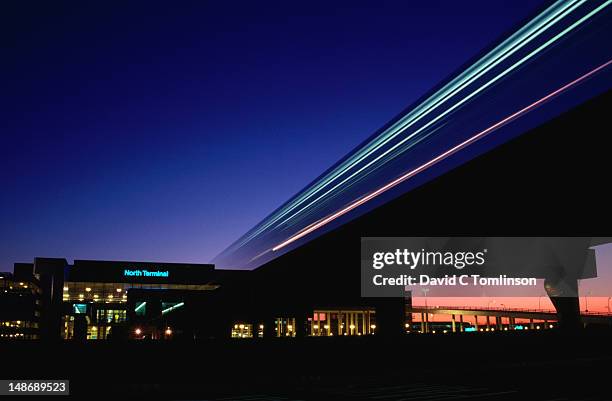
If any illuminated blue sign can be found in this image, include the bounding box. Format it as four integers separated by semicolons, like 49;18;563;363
123;269;169;278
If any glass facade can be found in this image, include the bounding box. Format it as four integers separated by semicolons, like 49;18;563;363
307;309;376;336
63;281;218;303
0;320;39;339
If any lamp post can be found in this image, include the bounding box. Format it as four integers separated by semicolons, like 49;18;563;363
585;290;591;313
421;288;430;309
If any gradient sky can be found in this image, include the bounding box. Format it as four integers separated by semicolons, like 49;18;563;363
1;1;550;269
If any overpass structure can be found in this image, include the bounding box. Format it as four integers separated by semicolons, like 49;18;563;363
408;306;612;333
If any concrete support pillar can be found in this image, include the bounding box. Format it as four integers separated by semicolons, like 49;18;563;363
545;277;581;330
459;315;464;332
361;311;366;335
420;313;425;333
345;312;349;335
451;314;456;333
474;316;479;331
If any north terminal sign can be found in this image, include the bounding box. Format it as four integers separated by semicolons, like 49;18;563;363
68;260;215;284
123;269;169;278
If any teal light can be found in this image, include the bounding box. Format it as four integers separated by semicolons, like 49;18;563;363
161;302;185;315
134;301;146;314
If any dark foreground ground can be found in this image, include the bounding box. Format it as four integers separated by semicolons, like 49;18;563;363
1;328;612;400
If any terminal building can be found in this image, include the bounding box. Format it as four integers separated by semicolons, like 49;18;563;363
0;258;247;341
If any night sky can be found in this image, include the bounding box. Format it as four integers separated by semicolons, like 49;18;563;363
1;1;547;269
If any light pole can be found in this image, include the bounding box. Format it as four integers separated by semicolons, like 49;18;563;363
421;288;430;309
538;296;543;311
585;290;591;313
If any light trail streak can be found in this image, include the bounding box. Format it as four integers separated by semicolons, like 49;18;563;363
272;59;612;252
231;0;593;249
274;0;610;227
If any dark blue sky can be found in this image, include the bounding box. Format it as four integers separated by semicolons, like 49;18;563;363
1;1;546;269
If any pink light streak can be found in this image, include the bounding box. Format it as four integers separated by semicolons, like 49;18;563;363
272;59;612;252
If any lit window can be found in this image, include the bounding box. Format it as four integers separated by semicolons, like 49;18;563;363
73;304;87;314
135;302;146;316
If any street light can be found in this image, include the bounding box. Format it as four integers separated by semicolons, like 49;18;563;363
585;290;591;313
421;288;430;309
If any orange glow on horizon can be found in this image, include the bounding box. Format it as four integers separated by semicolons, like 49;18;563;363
412;296;612;314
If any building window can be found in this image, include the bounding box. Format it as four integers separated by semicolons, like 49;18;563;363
96;309;127;324
134;301;146;316
231;323;253;338
73;304;87;314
